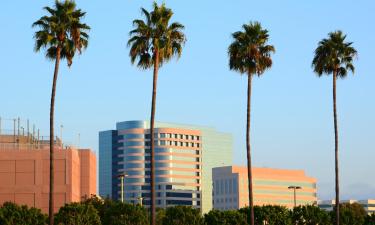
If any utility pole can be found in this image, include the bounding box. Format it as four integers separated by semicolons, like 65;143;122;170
13;119;16;143
60;125;63;149
17;117;20;142
27;119;29;143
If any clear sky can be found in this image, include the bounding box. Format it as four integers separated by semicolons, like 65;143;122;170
1;0;374;200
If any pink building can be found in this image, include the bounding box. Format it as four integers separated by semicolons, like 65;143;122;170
213;166;317;210
0;134;96;213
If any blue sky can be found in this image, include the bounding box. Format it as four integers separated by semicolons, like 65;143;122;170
1;0;374;200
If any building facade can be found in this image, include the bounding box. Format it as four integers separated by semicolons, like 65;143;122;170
212;166;317;210
0;132;97;213
99;120;232;213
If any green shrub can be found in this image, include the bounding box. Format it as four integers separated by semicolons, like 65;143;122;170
0;202;47;225
162;206;204;225
291;205;330;225
54;202;101;225
205;209;246;225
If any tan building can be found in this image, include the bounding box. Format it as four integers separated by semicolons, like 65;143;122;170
213;166;317;210
0;132;96;213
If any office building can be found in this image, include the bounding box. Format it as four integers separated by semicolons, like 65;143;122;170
318;199;375;214
212;166;317;210
0;120;96;213
99;120;232;213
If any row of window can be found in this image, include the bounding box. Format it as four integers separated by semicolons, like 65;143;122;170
214;178;238;195
124;141;200;148
214;197;237;204
159;133;200;141
123;133;200;141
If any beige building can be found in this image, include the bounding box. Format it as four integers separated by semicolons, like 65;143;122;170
319;199;375;214
213;166;317;210
0;131;96;213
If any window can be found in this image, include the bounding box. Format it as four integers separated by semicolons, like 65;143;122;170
180;134;183;139
191;143;195;147
160;133;166;138
174;141;178;146
191;135;194;140
196;136;200;140
160;140;166;145
174;134;178;139
185;142;189;147
196;143;200;148
185;135;189;140
180;142;183;146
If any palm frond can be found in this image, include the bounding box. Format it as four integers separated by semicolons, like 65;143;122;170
228;21;275;76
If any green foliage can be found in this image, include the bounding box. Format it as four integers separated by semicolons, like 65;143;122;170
54;202;101;225
205;209;246;225
228;21;275;76
312;30;357;78
240;206;291;225
128;2;186;69
0;202;47;225
365;213;375;225
32;0;90;66
162;206;204;225
89;198;148;225
291;205;331;225
331;203;367;225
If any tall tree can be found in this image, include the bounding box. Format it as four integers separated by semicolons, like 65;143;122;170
33;1;89;224
228;22;275;225
127;2;186;225
312;31;357;225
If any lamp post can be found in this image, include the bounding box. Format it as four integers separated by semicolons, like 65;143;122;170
138;196;144;207
288;186;302;208
118;173;129;203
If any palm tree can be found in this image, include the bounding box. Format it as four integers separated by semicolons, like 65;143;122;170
312;31;357;225
127;3;186;225
228;22;275;225
33;1;89;224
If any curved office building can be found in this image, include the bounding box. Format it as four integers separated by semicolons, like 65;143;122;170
99;120;233;213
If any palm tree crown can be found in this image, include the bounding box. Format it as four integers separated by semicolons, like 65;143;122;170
128;2;186;69
228;22;275;76
312;31;357;77
33;0;90;66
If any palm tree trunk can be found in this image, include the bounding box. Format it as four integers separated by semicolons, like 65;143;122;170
49;46;61;225
150;49;159;225
333;70;340;225
246;73;254;225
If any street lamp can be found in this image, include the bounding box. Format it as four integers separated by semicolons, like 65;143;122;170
117;173;129;203
138;196;144;207
288;186;302;208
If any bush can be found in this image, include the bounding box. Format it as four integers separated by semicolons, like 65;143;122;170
98;199;148;225
291;205;330;225
240;205;292;225
205;209;246;225
365;213;375;225
162;206;204;225
0;202;47;225
331;203;367;225
54;202;101;225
